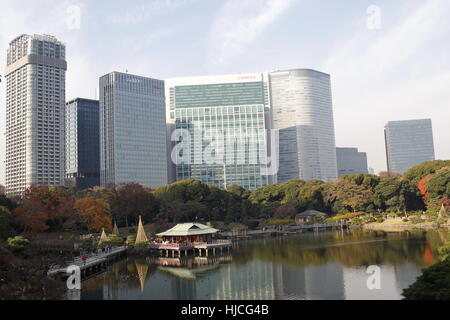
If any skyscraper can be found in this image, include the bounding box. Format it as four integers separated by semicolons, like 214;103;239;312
65;98;100;189
269;69;338;183
384;119;435;174
99;72;168;188
336;147;369;177
166;73;273;190
5;34;67;196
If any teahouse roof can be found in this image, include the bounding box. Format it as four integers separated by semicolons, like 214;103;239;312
157;223;219;237
296;210;327;218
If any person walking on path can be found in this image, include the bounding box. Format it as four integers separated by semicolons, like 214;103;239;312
82;255;87;265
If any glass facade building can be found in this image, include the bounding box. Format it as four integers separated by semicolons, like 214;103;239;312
65;98;100;189
336;147;369;177
99;72;168;188
166;73;272;190
384;119;435;174
269;69;338;183
5;34;67;196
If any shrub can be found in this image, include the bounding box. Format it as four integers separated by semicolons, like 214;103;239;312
7;236;30;252
438;242;450;262
108;234;123;246
402;260;450;300
126;235;136;247
266;219;293;226
351;218;363;225
329;212;366;221
409;216;425;225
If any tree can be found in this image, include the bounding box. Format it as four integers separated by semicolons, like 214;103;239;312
274;203;296;219
227;185;250;199
374;177;424;214
297;182;328;213
13;185;75;234
326;179;373;213
417;174;433;203
402;260;450;300
248;180;306;207
7;236;30;253
74;198;112;233
404;160;450;186
116;183;157;227
0;206;15;239
426;167;450;200
14;201;49;235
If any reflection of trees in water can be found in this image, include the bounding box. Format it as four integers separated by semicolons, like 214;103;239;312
83;257;157;292
231;230;447;269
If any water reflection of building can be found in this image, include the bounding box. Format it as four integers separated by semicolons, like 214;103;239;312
273;263;345;300
158;257;345;300
393;264;421;294
343;266;403;300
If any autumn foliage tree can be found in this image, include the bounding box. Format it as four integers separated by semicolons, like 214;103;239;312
116;183;158;227
14;185;75;235
73;198;112;233
418;174;433;204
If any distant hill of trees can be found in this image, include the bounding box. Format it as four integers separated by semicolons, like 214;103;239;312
0;160;448;238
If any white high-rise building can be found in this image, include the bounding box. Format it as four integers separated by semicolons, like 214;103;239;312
5;34;67;196
269;69;338;183
99;72;168;188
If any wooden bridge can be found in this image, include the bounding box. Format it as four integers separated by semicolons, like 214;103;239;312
47;246;128;279
220;222;349;239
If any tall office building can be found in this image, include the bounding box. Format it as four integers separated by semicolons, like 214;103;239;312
269;69;338;183
336;147;369;177
384;119;435;174
65;98;100;189
5;34;67;196
166;73;272;190
99;72;168;188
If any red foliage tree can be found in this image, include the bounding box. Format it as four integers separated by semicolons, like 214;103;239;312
417;174;433;203
13;185;75;235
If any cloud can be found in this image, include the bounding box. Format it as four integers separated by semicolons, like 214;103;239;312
207;0;297;69
322;0;450;173
108;0;197;25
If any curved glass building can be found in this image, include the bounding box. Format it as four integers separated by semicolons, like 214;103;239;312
269;69;338;183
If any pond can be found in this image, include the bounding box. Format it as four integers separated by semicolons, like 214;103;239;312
77;229;449;300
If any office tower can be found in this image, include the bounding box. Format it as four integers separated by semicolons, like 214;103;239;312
336;147;369;177
99;72;168;187
5;34;67;196
269;69;338;183
384;119;435;174
65;98;100;189
166;73;272;190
